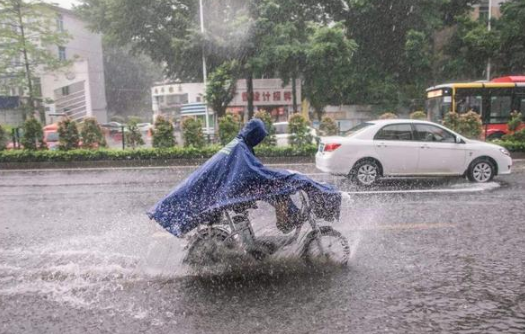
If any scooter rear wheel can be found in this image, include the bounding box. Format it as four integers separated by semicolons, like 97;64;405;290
302;226;350;266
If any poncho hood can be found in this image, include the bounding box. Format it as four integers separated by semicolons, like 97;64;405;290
237;118;267;148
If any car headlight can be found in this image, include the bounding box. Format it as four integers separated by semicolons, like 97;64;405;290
499;148;510;157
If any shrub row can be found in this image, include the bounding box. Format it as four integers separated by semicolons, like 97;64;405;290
493;140;525;152
0;145;318;163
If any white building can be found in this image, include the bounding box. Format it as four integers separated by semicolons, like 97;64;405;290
43;6;107;124
0;5;107;125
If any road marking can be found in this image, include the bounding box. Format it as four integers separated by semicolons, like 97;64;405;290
344;183;499;195
354;223;456;231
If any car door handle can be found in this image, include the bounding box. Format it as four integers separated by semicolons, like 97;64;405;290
420;145;430;149
376;142;387;148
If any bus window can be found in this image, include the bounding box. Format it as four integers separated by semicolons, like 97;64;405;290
456;95;483;115
489;95;512;124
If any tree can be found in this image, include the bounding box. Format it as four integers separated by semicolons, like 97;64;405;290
182;118;205;148
508;111;523;133
303;23;357;120
218;114;241;146
492;0;525;75
80;117;106;149
0;0;71;120
125;117;145;149
152;115;175;148
206;61;238;119
0;124;7;150
103;44;163;119
288;114;312;148
254;110;276;146
319;117;338;136
21;116;45;149
57;117;80;150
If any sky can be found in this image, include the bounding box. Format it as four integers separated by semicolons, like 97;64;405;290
45;0;80;9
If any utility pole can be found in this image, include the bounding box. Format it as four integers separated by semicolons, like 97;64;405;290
486;0;492;81
199;0;211;141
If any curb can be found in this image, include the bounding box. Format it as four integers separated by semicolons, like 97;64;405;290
0;156;315;170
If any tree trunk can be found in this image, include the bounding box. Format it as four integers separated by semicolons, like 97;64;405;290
15;1;35;121
246;72;254;120
292;76;298;113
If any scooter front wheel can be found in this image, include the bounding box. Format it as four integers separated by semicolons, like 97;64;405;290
184;227;235;267
302;226;350;266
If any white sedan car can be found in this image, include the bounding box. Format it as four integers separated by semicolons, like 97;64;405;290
316;119;512;186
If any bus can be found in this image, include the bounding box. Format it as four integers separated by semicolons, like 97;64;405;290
425;76;525;140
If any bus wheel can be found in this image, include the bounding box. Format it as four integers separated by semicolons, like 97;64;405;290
487;132;505;141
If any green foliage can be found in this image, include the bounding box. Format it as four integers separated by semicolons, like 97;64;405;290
254;110;276;146
492;0;525;76
206;61;238;119
444;111;483;139
410;111;428;120
21;117;45;150
125;117;145;149
0;0;71;119
218;114;241;146
319;117;338;136
57;117;80;151
0;145;319;163
182;118;205;148
152;116;175;148
379;113;398;120
508;111;523;133
303;23;357;120
502;129;525;142
80;117;106;149
103;44;163;118
288;114;312;148
0;124;7;150
492;140;525;152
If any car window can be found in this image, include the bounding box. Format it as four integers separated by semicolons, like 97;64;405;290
414;124;456;143
344;122;373;137
374;124;414;141
274;123;288;135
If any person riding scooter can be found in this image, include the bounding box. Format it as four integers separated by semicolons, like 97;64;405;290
147;118;341;237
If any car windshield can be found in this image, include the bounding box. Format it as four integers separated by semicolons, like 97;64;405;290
274;123;288;135
344;122;373;137
45;132;59;142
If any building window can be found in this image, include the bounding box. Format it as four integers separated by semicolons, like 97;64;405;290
62;86;70;96
33;78;42;97
58;46;66;61
56;14;64;32
196;96;201;102
479;5;489;22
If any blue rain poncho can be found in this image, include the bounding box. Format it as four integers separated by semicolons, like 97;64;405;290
147;119;341;237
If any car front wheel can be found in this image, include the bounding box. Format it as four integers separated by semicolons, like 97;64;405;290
467;159;495;183
351;160;380;186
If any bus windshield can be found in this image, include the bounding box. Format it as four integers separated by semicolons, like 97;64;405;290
426;97;451;123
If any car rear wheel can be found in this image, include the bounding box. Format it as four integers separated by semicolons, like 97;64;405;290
351;160;380;187
467;159;495;183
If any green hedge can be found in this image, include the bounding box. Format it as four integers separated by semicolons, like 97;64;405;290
493;140;525;152
0;145;318;163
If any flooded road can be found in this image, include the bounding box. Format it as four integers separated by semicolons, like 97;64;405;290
1;163;525;333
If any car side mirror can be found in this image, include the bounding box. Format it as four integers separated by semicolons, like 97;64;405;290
456;136;463;144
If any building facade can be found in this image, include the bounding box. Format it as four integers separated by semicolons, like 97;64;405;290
43;7;107;125
151;78;301;132
0;5;107;126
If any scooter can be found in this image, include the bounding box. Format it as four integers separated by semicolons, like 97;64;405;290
183;191;350;267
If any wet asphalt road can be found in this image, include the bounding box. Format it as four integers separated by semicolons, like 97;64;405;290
1;162;525;334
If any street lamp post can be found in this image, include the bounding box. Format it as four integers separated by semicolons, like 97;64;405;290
199;0;211;141
486;0;492;81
